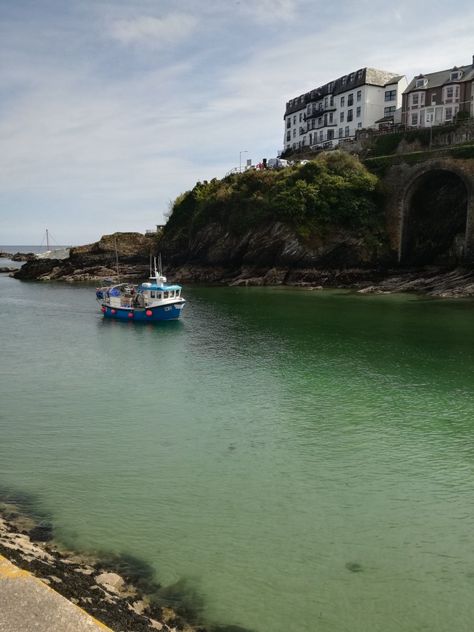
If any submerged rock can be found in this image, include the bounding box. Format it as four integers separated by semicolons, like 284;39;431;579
29;522;53;542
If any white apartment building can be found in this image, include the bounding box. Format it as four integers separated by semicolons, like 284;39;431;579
283;68;407;152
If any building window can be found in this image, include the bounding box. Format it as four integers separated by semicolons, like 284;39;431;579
384;89;396;101
384;106;396;116
411;113;418;126
329;112;333;124
286;132;291;142
318;117;322;126
348;94;354;106
445;107;453;121
340;96;345;107
329;95;334;107
299;113;303;122
410;92;425;108
356;106;361;117
349;73;355;82
327;130;334;140
444;85;460;102
357;122;362;129
338;128;343;138
293;115;296;124
341;76;347;86
319;131;323;141
340;111;344;122
347;109;353;122
415;77;426;88
324;96;328;108
286;119;291;129
450;71;462;81
357;69;363;80
293;129;296;137
357;90;362;102
345;126;350;137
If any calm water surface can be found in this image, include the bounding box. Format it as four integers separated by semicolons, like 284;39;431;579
1;271;474;631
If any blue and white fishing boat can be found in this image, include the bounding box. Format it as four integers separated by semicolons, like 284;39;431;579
96;257;185;322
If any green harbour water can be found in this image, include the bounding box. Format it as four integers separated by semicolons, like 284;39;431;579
1;268;474;631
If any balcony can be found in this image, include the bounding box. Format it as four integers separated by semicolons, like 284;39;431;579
306;105;336;119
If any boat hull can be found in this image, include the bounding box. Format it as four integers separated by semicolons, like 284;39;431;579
101;302;184;322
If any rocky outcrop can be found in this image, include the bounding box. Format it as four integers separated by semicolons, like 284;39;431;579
12;252;35;261
14;233;156;282
0;251;35;262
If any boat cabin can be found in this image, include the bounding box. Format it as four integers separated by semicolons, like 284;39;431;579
139;283;182;304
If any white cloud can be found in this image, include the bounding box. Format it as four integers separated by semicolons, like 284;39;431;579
239;0;299;23
2;0;474;243
110;13;198;48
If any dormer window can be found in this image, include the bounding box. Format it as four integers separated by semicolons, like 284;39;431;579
415;77;427;89
450;70;462;81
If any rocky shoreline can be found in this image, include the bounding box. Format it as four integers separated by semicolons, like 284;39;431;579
0;502;216;632
12;258;474;298
161;264;474;298
7;232;474;297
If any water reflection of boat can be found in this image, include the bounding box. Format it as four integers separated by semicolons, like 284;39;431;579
96;258;185;322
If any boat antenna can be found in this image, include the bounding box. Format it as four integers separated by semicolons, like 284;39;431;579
46;228;50;251
158;253;163;276
114;235;120;281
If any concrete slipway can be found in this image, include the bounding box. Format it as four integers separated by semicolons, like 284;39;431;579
0;554;113;632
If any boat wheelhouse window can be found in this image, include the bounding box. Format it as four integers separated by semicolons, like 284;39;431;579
164;291;169;298
170;290;175;297
150;291;156;298
157;293;162;300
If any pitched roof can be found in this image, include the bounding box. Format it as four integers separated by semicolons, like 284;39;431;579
384;75;404;86
404;63;474;93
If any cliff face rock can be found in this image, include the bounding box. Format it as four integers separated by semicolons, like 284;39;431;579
14;233;155;282
161;221;388;272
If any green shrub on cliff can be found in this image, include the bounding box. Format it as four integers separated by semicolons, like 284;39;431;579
164;152;380;241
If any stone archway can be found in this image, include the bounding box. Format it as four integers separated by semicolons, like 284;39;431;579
400;168;469;265
383;158;474;265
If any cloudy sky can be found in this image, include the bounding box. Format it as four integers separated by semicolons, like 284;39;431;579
1;0;473;245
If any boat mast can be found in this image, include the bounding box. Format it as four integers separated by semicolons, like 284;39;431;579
114;236;120;281
46;228;50;251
